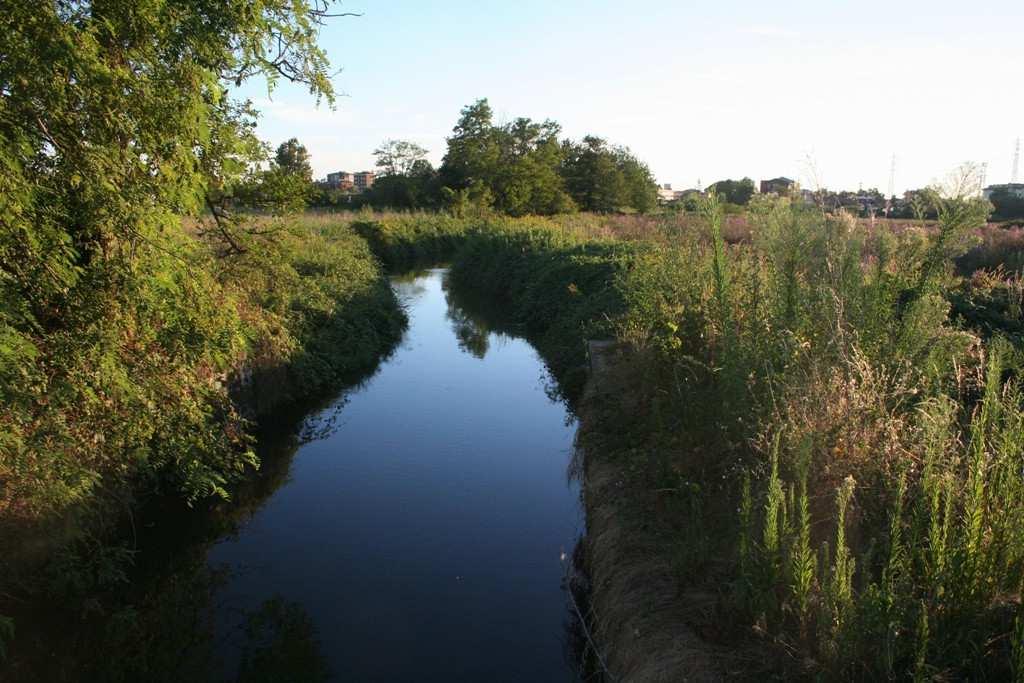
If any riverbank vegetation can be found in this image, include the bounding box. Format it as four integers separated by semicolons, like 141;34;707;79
347;190;1024;678
0;0;406;635
5;1;1024;678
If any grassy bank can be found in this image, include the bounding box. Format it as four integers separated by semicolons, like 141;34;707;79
355;202;1024;679
0;217;405;596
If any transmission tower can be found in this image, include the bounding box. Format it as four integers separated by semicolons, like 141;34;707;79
1013;137;1021;183
887;153;896;198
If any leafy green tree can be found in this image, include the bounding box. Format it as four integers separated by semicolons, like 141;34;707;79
0;0;342;513
989;188;1024;221
275;138;314;181
439;100;575;216
491;117;576;215
366;161;440;209
561;136;628;212
616;147;659;212
439;99;654;215
707;178;755;206
366;140;439;209
374;139;430;177
560;136;656;213
440;99;502;192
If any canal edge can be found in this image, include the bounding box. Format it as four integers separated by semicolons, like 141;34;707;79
575;340;725;682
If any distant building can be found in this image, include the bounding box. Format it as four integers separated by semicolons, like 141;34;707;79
983;183;1024;200
354;171;375;192
323;170;376;193
760;177;798;196
656;183;703;204
325;171;354;190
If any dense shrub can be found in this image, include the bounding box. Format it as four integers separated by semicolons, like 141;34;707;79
0;219;404;564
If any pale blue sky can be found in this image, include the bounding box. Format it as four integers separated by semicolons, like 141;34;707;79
240;0;1024;193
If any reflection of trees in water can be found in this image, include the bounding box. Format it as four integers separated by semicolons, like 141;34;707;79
441;271;517;361
390;269;431;307
446;299;491;359
7;431;331;682
65;557;329;682
236;597;329;683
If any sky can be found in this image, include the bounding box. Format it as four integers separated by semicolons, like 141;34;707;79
239;0;1024;194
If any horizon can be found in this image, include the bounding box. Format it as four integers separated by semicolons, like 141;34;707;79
237;0;1024;195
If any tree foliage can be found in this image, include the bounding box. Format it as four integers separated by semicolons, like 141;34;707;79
561;136;658;213
435;99;654;216
373;138;429;177
0;0;348;520
275;138;314;181
706;177;755;206
989;188;1024;221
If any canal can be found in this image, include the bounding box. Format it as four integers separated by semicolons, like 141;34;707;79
203;267;583;681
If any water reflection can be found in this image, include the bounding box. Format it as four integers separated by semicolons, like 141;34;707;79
236;597;330;683
446;300;492;359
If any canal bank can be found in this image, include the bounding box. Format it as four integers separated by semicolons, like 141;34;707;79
574;341;723;682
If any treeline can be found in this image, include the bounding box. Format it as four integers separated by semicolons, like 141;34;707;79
310;99;659;215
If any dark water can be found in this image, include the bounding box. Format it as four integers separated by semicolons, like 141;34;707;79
201;268;582;681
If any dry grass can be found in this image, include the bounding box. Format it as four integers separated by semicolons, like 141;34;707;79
576;341;732;682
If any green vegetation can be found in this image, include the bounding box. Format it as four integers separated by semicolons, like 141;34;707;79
334;99;658;215
352;191;1024;678
0;0;403;602
4;1;1023;679
990;187;1024;222
707;177;756;206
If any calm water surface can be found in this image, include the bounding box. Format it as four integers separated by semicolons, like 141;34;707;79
208;268;582;681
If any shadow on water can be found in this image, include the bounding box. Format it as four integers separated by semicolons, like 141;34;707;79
3;334;399;683
5;268;594;682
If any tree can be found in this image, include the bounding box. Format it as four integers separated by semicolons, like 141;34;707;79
707;178;755;206
561;136;656;213
616;147;659;213
440;99;502;192
0;0;342;509
989;188;1024;221
373;139;429;177
366;160;440;210
438;99;655;215
490;117;575;215
439;100;574;215
275;138;313;181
